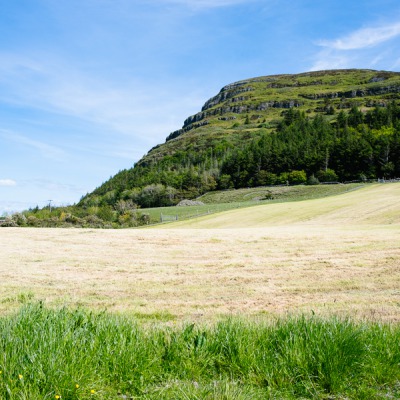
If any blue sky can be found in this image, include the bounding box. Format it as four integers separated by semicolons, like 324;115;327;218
1;0;400;214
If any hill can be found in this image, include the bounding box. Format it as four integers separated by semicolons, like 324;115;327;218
7;69;400;228
79;69;400;212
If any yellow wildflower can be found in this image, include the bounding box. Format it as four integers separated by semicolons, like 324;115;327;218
18;374;23;379
75;384;79;389
90;389;96;394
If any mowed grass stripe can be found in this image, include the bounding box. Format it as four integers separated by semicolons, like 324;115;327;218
165;183;400;228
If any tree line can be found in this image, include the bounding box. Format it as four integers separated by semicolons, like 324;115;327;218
80;102;400;209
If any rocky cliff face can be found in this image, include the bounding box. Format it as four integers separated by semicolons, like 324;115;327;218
163;69;400;144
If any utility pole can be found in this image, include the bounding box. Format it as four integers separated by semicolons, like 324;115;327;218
48;200;53;212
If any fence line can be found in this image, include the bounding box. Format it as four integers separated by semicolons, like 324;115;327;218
160;210;212;223
185;210;211;220
160;213;178;223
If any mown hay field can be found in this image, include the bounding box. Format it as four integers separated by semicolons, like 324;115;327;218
1;183;399;321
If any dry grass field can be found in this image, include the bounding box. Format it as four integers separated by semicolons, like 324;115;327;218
1;183;399;321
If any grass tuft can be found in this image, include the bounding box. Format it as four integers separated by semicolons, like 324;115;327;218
0;304;399;399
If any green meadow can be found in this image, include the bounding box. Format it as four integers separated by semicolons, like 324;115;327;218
0;304;399;399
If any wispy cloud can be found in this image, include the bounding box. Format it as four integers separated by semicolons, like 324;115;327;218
160;0;252;9
0;178;87;214
22;178;86;196
310;21;400;71
317;22;400;50
393;57;400;68
0;53;204;146
310;50;357;71
0;129;65;160
0;179;16;187
0;201;29;215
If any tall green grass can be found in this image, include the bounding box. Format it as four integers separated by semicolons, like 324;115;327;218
0;304;399;399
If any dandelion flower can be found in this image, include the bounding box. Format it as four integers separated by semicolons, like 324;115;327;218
90;389;96;394
75;384;79;389
18;374;23;379
55;395;61;399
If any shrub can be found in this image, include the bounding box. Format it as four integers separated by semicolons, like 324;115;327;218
359;173;367;182
26;216;40;227
287;170;307;184
307;175;320;185
317;168;338;182
96;206;116;222
255;170;277;186
218;174;234;190
84;215;105;228
279;170;307;185
1;216;17;227
12;213;27;226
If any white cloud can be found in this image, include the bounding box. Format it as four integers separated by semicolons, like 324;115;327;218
310;21;400;71
310;50;352;71
0;129;66;160
0;179;17;187
160;0;251;8
23;178;86;196
0;53;204;146
317;22;400;50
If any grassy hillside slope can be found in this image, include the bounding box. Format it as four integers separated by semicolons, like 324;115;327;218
166;183;400;228
79;69;400;211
